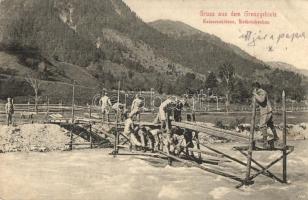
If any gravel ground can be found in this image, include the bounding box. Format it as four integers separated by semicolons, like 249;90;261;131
0;124;87;153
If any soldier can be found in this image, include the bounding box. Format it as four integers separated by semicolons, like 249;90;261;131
112;102;126;122
5;97;14;126
130;94;144;122
148;128;163;151
154;96;174;130
174;98;189;122
137;124;148;152
252;82;279;148
157;96;175;131
123;114;142;150
99;92;112;122
173;100;183;122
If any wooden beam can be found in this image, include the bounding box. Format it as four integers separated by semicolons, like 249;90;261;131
157;150;244;183
245;96;256;185
172;121;248;142
188;148;224;158
239;150;284;183
236;148;294;188
282;90;287;183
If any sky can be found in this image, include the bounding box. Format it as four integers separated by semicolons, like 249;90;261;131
123;0;308;70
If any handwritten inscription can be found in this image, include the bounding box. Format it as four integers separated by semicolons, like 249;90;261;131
239;30;306;47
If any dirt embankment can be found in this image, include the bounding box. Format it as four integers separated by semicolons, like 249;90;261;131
0;124;86;153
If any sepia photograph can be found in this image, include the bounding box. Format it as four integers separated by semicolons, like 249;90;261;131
0;0;307;199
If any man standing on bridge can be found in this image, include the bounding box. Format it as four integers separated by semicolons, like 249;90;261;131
155;96;175;131
130;94;143;122
252;82;279;148
99;92;112;122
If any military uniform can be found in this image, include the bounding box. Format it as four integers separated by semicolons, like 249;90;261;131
123;118;142;147
112;103;125;121
174;100;183;122
130;97;143;121
157;98;174;131
5;100;14;126
99;95;112;122
254;88;279;144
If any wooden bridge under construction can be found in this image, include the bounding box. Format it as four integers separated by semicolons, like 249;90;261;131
46;92;293;188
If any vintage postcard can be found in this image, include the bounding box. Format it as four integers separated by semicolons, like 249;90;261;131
0;0;307;199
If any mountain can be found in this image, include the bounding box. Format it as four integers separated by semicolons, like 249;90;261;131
0;0;306;101
148;20;204;37
267;61;308;77
148;19;263;67
0;0;268;76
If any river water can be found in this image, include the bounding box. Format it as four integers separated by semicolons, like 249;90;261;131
1;141;308;200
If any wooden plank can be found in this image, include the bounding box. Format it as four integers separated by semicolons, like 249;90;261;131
189;121;251;141
233;145;294;151
157;150;244;183
172;121;248;142
188;148;224;158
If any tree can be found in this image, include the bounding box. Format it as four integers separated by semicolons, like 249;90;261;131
218;63;235;112
25;74;42;113
205;72;218;90
232;78;250;103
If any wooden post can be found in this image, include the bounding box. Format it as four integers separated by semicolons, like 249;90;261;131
200;95;203;111
58;101;60;112
216;96;219;111
89;104;92;119
45;96;49;121
60;100;64;115
150;88;153;111
69;82;76;151
90;123;93;149
124;93;127;109
207;89;210;111
69;129;73;151
89;104;93;149
195;132;202;160
245;96;256;185
47;97;49;113
282;90;287;183
192;97;196;122
192;97;195;111
72;81;75;123
114;81;121;156
28;98;30;112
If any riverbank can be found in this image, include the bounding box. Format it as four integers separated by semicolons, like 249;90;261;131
0;124;87;153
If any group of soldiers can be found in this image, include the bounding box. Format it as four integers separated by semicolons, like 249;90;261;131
3;81;279;150
98;92;145;123
98;91;190;152
119;94;191;152
103;81;280;152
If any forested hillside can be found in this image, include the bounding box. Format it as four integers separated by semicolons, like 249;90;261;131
0;0;306;102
